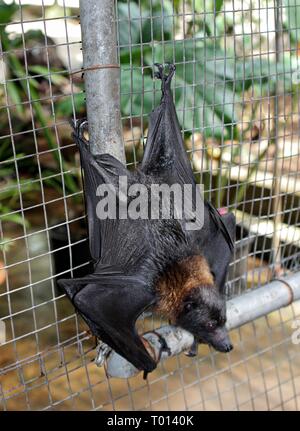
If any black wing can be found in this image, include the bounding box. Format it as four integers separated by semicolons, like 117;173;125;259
58;120;157;373
72;119;129;262
204;212;236;293
141;63;235;272
141;63;196;189
72;119;151;271
58;266;157;373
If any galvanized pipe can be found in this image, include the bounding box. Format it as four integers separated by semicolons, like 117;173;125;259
79;0;125;163
226;273;300;330
101;271;300;378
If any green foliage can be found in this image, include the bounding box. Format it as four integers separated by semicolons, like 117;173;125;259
0;0;18;29
117;0;297;143
0;5;79;195
118;0;173;45
284;0;300;42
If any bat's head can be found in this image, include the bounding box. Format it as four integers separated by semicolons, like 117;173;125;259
175;212;236;353
157;211;236;353
175;284;233;352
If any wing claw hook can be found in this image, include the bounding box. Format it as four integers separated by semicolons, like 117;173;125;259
184;339;198;357
151;330;171;361
157;335;171;361
95;341;112;367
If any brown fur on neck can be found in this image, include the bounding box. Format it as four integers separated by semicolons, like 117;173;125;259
155;255;214;321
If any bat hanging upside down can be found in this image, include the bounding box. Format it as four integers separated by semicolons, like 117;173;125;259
58;63;236;375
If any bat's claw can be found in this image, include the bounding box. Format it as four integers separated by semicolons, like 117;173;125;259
154;331;171;361
159;338;171;360
185;339;198;357
154;63;176;80
142;332;170;380
165;62;176;73
154;63;164;80
71;118;89;145
153;63;176;94
70;117;87;131
165;63;176;84
95;341;112;367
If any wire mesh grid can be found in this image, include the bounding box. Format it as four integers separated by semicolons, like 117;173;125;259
0;0;300;411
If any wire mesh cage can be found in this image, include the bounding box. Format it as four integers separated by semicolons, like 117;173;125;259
0;0;300;411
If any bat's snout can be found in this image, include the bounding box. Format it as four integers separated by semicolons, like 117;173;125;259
207;326;233;353
214;339;233;353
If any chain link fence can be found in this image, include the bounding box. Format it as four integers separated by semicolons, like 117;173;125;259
0;0;300;410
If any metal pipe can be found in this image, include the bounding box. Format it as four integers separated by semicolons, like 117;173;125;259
271;0;284;275
99;271;300;378
79;0;125;163
226;272;300;329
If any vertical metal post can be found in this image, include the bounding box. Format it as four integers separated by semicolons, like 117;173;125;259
79;0;125;163
272;0;283;274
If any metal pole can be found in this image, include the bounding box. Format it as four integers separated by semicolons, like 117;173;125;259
100;271;300;378
272;0;284;274
79;0;125;163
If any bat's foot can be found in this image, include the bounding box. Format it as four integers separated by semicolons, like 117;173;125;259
154;63;176;92
71;118;89;145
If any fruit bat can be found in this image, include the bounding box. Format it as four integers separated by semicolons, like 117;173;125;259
58;63;236;375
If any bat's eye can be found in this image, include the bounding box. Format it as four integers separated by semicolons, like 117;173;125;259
206;320;218;331
219;317;226;326
184;302;196;312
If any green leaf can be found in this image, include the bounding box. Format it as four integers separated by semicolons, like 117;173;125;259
7;82;25;117
195;0;223;14
56;92;85;117
0;1;18;25
215;0;224;14
118;0;173;47
28;65;68;86
0;211;28;227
